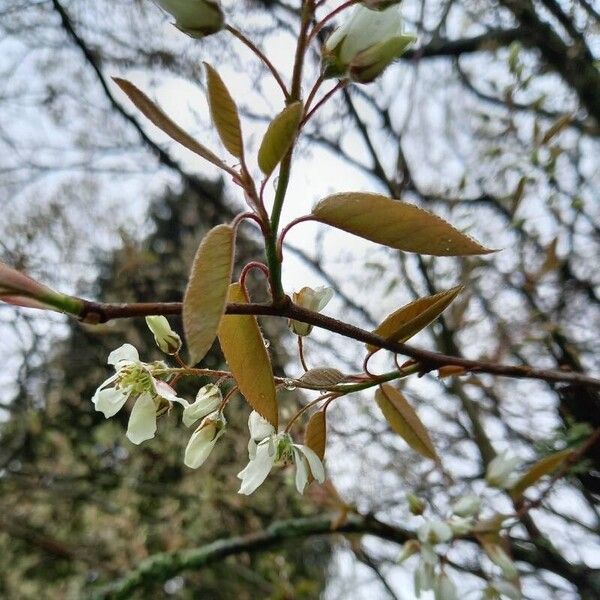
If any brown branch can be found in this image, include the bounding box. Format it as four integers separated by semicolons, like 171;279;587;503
74;297;600;390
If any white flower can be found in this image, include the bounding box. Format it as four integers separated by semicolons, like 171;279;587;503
322;6;415;83
434;572;458;600
184;412;226;468
92;343;186;444
451;494;482;517
237;412;325;495
154;0;224;38
183;384;222;427
418;520;453;545
290;286;333;336
145;315;182;354
486;452;521;488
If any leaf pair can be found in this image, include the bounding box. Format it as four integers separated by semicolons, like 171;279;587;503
204;63;303;175
182;227;278;427
116;66;302;179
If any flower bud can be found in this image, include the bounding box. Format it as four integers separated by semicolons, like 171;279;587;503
183;384;222;427
451;494;482;517
184;412;226;469
406;492;426;515
145;315;182;354
486;452;520;489
290;286;333;336
434;572;458;600
155;0;224;38
322;6;415;83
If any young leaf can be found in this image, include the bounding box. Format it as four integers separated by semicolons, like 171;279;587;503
375;384;438;461
113;77;233;174
218;283;278;427
312;193;494;256
299;368;345;388
204;63;244;159
366;286;463;352
183;224;235;365
305;409;327;461
258;101;303;176
510;448;574;500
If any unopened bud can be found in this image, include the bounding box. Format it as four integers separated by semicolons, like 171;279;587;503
406;492;426;515
145;315;182;354
322;6;415;83
183;384;222;427
155;0;224;38
290;286;333;336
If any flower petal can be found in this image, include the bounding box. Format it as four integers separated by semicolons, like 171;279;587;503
108;343;139;367
153;379;187;406
126;393;157;444
93;387;129;418
297;444;325;483
248;410;276;441
237;441;275;495
184;423;219;468
293;447;309;494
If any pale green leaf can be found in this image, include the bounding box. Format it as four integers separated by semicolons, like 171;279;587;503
510;448;574;500
258;101;303;176
375;384;438;461
204;63;244;159
113;77;233;174
312;193;494;256
367;286;463;352
218;283;278;427
183;224;234;365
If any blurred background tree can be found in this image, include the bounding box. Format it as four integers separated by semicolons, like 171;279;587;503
0;0;598;598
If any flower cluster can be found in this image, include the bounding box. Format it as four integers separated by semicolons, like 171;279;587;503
91;319;325;496
399;489;521;598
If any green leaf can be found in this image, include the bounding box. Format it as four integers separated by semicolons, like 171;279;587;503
183;224;235;365
299;368;346;388
204;63;244;159
218;283;278;427
312;193;495;256
510;448;574;500
113;77;233;174
367;286;463;352
257;101;303;176
375;384;438;461
305;409;327;461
